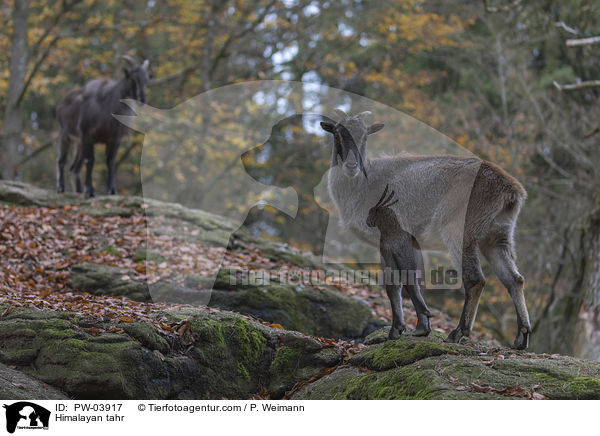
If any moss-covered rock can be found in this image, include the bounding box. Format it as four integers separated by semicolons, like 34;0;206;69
69;262;379;340
0;363;69;400
268;341;341;399
0;305;343;400
0;305;599;400
211;267;379;339
69;263;151;301
291;328;600;400
350;334;476;371
121;322;171;355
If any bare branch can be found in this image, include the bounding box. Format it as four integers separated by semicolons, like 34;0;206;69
148;63;201;86
16;34;60;106
583;126;600;138
208;0;278;78
482;0;523;13
16;140;53;168
15;0;85;106
554;22;578;35
566;36;600;47
553;80;600;91
149;0;278;87
30;0;83;53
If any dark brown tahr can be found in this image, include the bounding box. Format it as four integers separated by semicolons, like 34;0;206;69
56;56;149;197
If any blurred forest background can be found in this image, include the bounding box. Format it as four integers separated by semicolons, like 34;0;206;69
1;0;599;358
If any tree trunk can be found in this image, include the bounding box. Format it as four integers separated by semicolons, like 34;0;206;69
1;0;30;180
573;206;600;360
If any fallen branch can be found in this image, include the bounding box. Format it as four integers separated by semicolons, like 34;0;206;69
553;80;600;91
566;36;600;47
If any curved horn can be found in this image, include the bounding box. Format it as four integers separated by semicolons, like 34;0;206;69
142;59;149;70
356;111;372;120
384;198;399;208
375;184;390;208
120;55;137;67
381;189;395;207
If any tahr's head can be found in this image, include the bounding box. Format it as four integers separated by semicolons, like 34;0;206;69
366;184;399;228
320;110;384;179
121;56;150;104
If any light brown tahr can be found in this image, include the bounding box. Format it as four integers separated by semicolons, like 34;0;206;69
321;111;531;349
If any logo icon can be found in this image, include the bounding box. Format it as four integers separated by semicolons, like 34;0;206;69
3;402;50;433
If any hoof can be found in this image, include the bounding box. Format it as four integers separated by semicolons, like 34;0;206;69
512;327;530;350
413;314;431;337
108;187;117;195
388;325;406;340
412;328;431;337
444;327;464;343
84;191;95;198
57;186;65;193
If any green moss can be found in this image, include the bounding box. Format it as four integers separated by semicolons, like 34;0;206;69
293;364;468;400
339;367;449;399
39;328;77;340
9;328;37;339
237;362;250;381
268;346;305;397
103;246;120;255
0;349;39;365
233;318;267;366
210;281;374;339
122;322;170;354
480;358;600;399
267;341;342;399
350;337;472;371
171;312;272;398
270;346;302;381
562;376;600;399
293;360;498;400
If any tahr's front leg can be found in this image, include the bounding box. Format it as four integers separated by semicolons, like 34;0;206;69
382;252;406;340
385;281;406;339
392;249;431;336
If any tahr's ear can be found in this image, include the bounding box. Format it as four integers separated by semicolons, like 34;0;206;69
368;123;384;135
320;122;335;133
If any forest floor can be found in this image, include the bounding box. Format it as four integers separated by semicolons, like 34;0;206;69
0;181;598;400
0;181;496;344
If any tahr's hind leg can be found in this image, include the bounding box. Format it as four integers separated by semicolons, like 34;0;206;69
106;141;119;195
381;252;406;339
445;245;485;344
57;134;70;193
392;251;431;336
483;244;531;349
410;285;432;337
70;147;84;193
82;138;95;198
